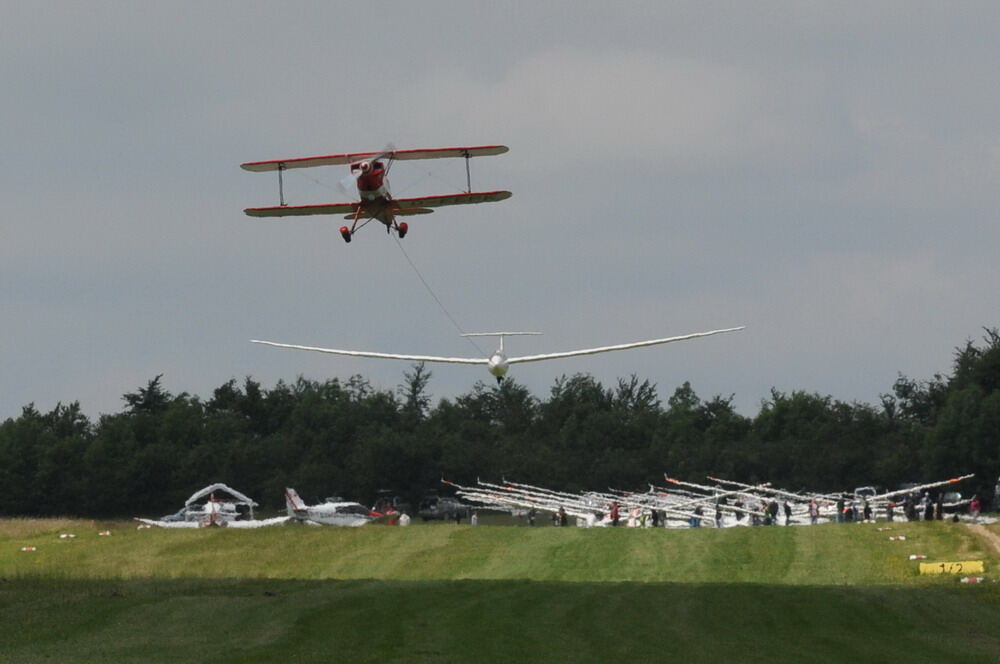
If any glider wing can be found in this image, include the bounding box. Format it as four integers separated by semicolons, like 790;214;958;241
507;327;745;365
251;340;488;365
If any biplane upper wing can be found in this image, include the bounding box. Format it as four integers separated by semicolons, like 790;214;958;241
241;145;509;172
389;145;509;161
393;190;512;209
244;202;359;217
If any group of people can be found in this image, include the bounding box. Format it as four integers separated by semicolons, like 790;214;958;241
513;491;988;529
523;507;568;527
834;496;875;523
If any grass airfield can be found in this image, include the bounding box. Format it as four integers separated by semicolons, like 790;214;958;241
2;519;998;663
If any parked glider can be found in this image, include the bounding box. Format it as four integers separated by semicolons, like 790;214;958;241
241;145;511;242
251;327;745;384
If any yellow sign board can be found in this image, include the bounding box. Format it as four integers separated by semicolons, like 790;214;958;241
918;560;985;575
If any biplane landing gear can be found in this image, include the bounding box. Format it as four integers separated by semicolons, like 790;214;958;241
397;222;408;239
339;226;352;243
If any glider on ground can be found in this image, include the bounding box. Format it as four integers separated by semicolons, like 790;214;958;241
241;145;511;242
251;327;745;384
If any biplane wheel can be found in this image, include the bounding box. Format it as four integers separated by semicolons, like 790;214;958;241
339;226;352;243
397;222;408;239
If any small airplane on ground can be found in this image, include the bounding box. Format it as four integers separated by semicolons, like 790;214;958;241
284;488;385;527
241;145;511;242
251;327;745;384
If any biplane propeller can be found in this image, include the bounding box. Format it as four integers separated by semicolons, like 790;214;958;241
241;144;511;242
251;327;745;385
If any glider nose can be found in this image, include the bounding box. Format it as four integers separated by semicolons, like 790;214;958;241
487;353;509;378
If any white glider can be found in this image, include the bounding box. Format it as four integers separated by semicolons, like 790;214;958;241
251;327;744;383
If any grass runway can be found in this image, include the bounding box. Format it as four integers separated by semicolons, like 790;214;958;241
1;519;998;662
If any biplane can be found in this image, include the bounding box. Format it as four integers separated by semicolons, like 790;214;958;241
251;327;745;384
241;145;511;242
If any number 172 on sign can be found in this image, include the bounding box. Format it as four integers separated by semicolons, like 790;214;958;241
919;560;984;575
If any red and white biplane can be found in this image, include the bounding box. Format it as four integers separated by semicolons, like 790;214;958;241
241;145;511;242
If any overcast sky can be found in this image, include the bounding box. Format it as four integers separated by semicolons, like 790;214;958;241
3;2;1000;419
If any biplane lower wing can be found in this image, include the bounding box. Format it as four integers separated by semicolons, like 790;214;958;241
241;145;509;172
394;191;512;209
245;192;510;218
244;203;359;217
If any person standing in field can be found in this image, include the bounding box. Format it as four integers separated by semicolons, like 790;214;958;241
629;506;642;528
783;501;792;525
690;505;703;528
471;512;479;526
768;500;779;526
970;495;981;522
808;499;819;525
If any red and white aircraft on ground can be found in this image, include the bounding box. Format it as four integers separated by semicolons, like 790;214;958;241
241;144;511;242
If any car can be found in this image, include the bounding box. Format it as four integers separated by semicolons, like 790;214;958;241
418;495;470;521
898;483;923;502
373;489;411;516
941;491;967;514
853;486;879;500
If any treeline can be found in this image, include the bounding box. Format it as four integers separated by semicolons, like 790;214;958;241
2;330;999;518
